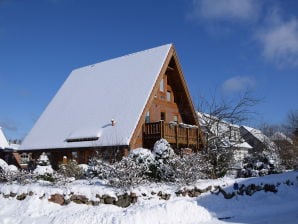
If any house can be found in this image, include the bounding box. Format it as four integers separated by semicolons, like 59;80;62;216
0;127;23;168
197;112;252;170
240;126;280;164
19;44;205;167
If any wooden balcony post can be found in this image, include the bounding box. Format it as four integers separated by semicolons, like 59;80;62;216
175;125;179;148
187;128;189;147
196;128;200;152
160;120;165;139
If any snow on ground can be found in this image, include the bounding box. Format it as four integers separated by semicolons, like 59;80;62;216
0;171;297;224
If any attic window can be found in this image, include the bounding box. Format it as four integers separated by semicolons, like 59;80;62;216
166;91;171;102
160;79;164;92
66;137;99;143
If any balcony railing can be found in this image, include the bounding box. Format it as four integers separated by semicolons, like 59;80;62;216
143;121;202;150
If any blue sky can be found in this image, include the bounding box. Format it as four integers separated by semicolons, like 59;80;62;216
0;0;297;140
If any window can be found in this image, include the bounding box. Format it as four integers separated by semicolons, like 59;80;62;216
161;112;166;121
20;153;30;164
72;151;78;159
160;79;164;92
166;91;171;101
145;111;150;123
173;115;178;123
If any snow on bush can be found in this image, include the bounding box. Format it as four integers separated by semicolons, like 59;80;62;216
58;160;84;180
33;165;54;175
153;139;175;162
78;164;88;172
8;165;18;172
0;158;9;172
37;152;50;166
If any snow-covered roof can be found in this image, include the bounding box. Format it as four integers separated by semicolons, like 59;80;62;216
233;142;253;149
20;44;172;150
0;127;9;149
241;126;266;142
241;126;278;150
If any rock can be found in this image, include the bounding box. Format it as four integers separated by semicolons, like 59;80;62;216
70;195;89;204
181;191;188;197
195;186;212;193
39;194;46;199
104;196;116;204
10;192;16;197
130;192;137;204
264;184;278;193
48;194;65;205
64;199;71;205
218;187;235;199
188;189;200;197
28;191;34;196
16;193;27;201
95;194;101;199
151;191;156;195
114;194;131;208
91;201;100;206
160;193;171;200
3;194;9;198
175;190;182;196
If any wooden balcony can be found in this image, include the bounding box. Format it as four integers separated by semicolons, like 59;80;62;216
143;121;202;151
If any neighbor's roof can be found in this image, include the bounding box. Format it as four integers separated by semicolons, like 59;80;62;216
20;44;172;150
241;125;278;149
0;127;9;149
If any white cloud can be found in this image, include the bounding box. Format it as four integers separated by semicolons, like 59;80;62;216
222;76;255;93
257;18;298;67
190;0;260;23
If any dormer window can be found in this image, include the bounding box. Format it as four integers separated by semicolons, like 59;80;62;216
160;79;164;92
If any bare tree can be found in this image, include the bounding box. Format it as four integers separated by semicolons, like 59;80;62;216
259;110;298;169
197;90;260;178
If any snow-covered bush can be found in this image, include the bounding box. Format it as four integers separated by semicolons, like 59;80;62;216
157;153;208;184
86;157;113;180
34;165;54;175
33;165;55;182
239;156;281;178
153;139;175;162
89;149;157;188
108;156;150;188
36;152;50;166
58;160;84;180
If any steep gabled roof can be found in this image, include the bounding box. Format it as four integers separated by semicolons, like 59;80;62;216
21;44;173;150
0;127;9;149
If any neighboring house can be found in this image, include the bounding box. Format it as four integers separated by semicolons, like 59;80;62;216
0;127;23;168
19;44;205;167
240;126;280;164
197;112;252;169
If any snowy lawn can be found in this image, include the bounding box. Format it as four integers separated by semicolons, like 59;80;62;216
0;171;297;224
